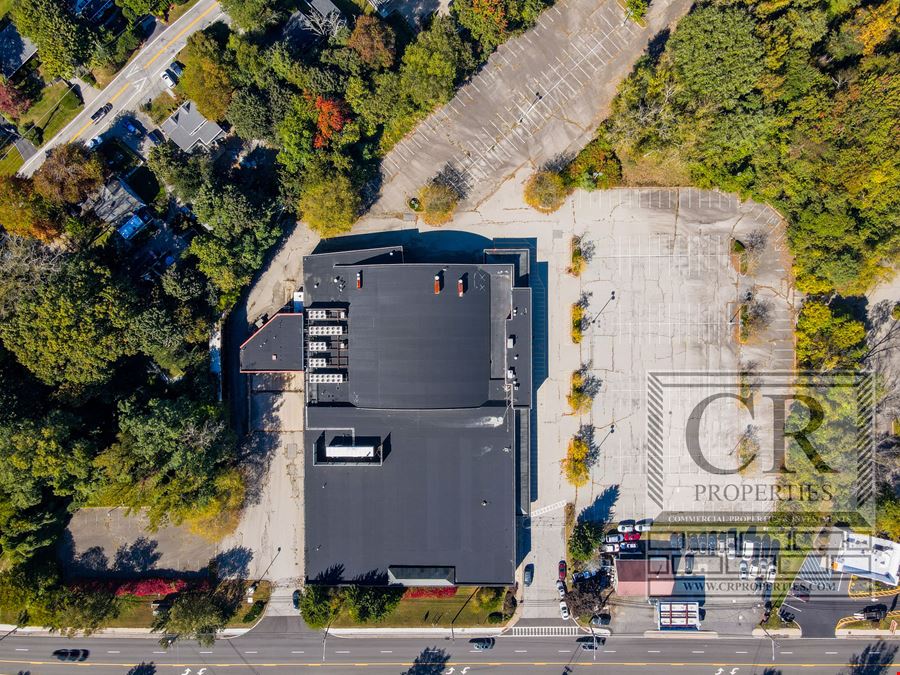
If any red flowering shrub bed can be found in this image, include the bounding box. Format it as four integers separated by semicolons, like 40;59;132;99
114;578;188;597
402;587;458;599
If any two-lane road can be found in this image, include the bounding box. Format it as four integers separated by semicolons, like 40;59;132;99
1;620;897;674
18;0;223;177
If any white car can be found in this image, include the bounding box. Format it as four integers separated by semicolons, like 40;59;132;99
767;560;777;583
739;560;748;580
617;522;635;533
557;580;566;598
635;520;653;533
605;533;624;544
161;69;176;88
727;536;736;559
742;540;754;561
749;561;760;579
559;601;570;620
602;543;620;554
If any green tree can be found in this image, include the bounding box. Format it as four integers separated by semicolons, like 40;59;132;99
454;0;510;53
227;88;273;142
299;585;339;629
12;0;96;79
147;141;212;203
94;395;240;529
417;182;458;225
568;518;603;562
114;0;167;20
298;174;360;236
343;585;403;623
400;16;475;110
153;592;228;646
0;259;140;387
348;15;396;69
523;170;568;212
796;301;867;370
219;0;282;31
669;6;764;108
180;28;236;121
0;176;59;241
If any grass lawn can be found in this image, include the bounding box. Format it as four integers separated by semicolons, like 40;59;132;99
0;0;13;18
19;81;84;146
166;0;201;23
0;145;23;176
142;91;182;125
331;586;505;628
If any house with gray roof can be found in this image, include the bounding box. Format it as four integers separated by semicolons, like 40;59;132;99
160;101;224;153
85;176;145;228
0;22;37;79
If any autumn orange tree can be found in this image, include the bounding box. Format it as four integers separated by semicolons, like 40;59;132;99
313;96;350;149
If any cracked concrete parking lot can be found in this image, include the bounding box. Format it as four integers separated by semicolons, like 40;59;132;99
373;0;694;213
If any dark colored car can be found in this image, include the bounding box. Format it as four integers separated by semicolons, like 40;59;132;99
670;532;685;551
523;563;534;587
573;569;597;583
620;541;639;552
688;534;698;553
558;559;567;581
707;532;718;554
684;552;695;575
53;649;89;661
90;103;113;123
590;613;611;626
147;129;164;145
470;638;495;650
292;589;301;609
698;533;707;553
863;605;887;622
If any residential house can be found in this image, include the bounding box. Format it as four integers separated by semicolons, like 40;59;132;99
0;22;37;79
161;101;224;153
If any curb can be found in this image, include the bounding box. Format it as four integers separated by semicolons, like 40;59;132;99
0;625;251;639
836;629;900;638
751;627;801;639
643;630;719;639
329;627;504;638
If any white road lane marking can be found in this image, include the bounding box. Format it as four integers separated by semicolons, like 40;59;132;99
200;651;212;654
336;650;350;654
648;650;661;653
292;651;306;654
514;650;527;653
14;648;27;651
244;651;258;654
379;650;392;654
558;649;571;653
692;650;705;654
826;651;838;655
107;650;120;654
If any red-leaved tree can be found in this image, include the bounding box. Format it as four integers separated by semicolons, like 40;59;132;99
313;96;349;149
0;80;31;119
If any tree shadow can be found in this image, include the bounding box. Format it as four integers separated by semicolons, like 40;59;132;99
542;152;574;173
211;546;254;579
577;362;602;398
842;640;898;674
314;563;346;585
76;546;110;574
646;27;670;64
580;485;621;525
125;664;156;675
113;537;162;575
432;162;469;201
401;647;450;675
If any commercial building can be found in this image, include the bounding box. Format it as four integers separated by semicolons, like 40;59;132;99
831;531;900;587
656;601;701;630
240;244;533;586
615;558;675;597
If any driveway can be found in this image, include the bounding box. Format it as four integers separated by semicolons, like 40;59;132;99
373;0;694;212
19;0;224;176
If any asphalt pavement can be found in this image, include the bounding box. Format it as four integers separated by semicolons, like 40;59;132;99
18;0;224;177
1;617;897;674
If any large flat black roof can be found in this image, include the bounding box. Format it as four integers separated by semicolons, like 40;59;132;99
239;313;304;372
301;243;531;586
305;406;516;585
347;264;492;409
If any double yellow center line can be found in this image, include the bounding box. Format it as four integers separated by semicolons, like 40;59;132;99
70;2;219;142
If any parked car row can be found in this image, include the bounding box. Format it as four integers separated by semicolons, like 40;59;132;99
739;557;777;583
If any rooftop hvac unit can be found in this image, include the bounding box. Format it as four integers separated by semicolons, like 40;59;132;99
356;271;362;289
325;444;376;459
308;372;345;383
309;324;344;336
336;309;346;319
308;341;329;351
434;274;441;294
308;357;329;368
307;309;329;320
